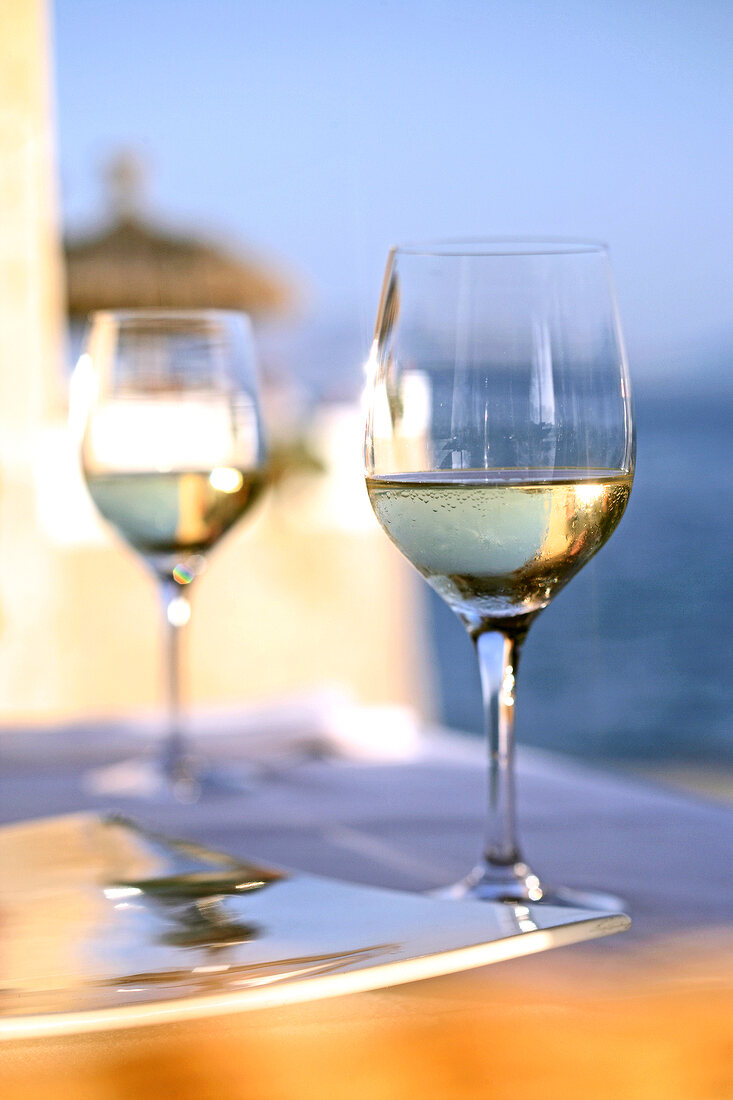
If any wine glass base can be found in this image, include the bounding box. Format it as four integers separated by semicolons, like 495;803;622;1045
83;756;254;803
528;884;628;912
434;864;626;913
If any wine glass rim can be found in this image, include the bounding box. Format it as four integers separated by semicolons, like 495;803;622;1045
391;237;609;257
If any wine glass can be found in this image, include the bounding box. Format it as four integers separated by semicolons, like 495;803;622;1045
364;240;634;907
72;310;267;800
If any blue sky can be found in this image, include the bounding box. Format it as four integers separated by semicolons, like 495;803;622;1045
53;0;733;380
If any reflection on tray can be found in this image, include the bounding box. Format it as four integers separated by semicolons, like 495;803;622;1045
103;815;284;949
0;813;629;1036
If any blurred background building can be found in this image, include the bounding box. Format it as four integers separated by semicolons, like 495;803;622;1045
64;152;292;321
0;0;731;791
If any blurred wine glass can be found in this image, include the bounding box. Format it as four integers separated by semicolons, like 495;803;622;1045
72;310;267;800
364;240;634;907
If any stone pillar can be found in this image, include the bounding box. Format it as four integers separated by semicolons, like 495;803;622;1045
0;0;67;716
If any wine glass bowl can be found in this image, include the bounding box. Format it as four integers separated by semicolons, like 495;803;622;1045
73;310;266;800
364;240;634;906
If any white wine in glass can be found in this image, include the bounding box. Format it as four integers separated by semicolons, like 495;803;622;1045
364;240;635;907
73;310;267;800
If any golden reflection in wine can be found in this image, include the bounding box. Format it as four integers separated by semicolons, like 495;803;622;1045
367;468;631;633
86;467;267;575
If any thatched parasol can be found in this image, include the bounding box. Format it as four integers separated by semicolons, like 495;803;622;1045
64;154;294;319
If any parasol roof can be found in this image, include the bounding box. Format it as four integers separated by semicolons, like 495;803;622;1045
64;154;295;319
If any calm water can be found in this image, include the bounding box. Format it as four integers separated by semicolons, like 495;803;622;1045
427;384;733;764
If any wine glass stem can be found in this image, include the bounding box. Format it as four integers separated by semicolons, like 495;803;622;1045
474;629;524;870
159;577;190;782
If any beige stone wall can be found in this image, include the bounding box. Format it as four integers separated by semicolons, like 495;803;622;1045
49;494;431;721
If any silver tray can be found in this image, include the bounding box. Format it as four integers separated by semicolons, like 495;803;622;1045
0;813;629;1038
